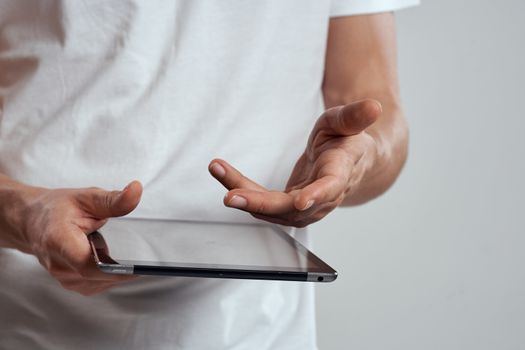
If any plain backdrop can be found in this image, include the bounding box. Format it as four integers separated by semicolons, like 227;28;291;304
313;0;525;349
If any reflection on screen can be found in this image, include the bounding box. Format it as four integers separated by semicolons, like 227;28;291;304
99;218;315;270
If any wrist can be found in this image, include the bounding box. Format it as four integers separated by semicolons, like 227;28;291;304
343;132;379;195
341;109;408;206
0;176;46;252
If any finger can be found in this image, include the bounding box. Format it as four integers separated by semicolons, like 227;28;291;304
293;175;346;211
74;217;108;234
224;189;294;216
251;213;295;226
55;266;135;283
45;259;80;279
325;99;382;136
208;159;266;191
78;181;143;219
294;149;351;210
253;210;325;228
55;230;136;282
60;279;122;296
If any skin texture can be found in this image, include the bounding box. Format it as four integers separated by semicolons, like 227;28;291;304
209;13;408;227
0;177;143;295
0;13;407;295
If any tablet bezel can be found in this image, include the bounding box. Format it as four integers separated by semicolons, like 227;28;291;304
88;220;337;283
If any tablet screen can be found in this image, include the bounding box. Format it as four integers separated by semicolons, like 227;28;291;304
96;218;329;273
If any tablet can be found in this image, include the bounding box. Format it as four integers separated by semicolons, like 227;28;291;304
88;218;337;283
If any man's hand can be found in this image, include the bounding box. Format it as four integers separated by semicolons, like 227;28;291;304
3;180;143;295
208;99;381;228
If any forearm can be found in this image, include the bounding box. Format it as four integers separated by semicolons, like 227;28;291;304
324;92;408;205
0;174;38;251
322;13;408;206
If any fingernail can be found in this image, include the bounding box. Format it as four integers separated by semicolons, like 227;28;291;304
210;163;226;178
122;183;132;193
302;200;314;211
228;195;247;209
373;100;383;113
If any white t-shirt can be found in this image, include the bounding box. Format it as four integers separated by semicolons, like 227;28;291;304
0;1;418;349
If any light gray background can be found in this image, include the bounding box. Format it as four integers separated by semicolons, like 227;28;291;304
313;1;525;349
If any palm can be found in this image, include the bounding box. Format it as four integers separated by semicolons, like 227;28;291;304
286;138;355;194
209;99;381;227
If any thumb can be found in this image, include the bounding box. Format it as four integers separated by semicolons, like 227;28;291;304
81;181;143;219
327;99;382;136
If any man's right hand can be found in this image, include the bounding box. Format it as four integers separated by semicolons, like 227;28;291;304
0;179;143;296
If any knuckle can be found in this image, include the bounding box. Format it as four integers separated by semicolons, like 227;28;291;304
86;188;117;212
230;176;245;189
254;200;266;214
75;189;97;207
103;192;114;210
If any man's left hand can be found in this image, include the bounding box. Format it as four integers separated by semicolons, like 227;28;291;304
208;99;381;227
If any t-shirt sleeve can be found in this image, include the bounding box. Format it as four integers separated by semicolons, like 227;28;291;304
330;0;420;17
